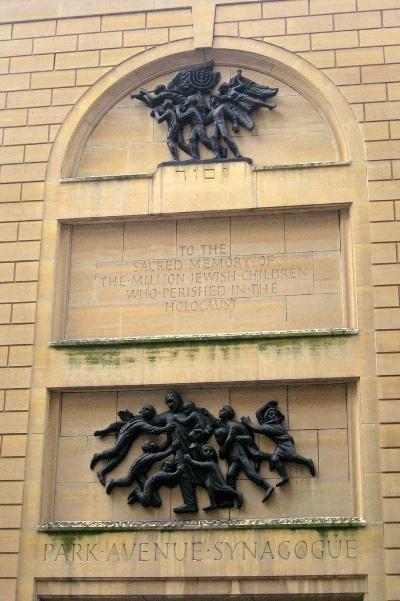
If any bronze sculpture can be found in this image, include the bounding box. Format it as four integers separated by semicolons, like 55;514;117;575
131;61;278;161
242;400;316;486
90;394;316;513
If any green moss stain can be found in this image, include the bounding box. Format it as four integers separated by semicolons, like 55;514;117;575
58;329;353;368
64;346;137;367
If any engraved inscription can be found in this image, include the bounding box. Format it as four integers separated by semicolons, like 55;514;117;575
65;212;345;338
43;536;357;563
95;250;313;313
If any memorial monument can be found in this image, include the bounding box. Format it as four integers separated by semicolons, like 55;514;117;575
0;2;398;601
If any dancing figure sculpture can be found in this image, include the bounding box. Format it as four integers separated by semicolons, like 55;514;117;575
132;61;278;161
241;401;316;486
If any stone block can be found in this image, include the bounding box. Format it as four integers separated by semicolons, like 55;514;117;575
56;436;98;483
11;303;36;324
336;46;384;66
1;434;27;456
0;530;20;553
312;30;358;49
78;31;122;51
33;34;77;54
363;64;400;84
0;72;29;91
3;125;48;145
360;26;400;46
60;391;117;436
216;3;261;22
374;286;398;308
285;211;340;252
75;66;110;86
376;330;400;352
5;389;29;411
21;182;44;201
52;86;87;105
231;214;285;255
13;19;56;39
170;25;193;41
385;46;400;64
0;579;16;601
10;53;53;73
100;46;144;66
57;16;101;35
0;183;20;202
0;411;28;434
0;457;25;480
123;28;169;47
8;345;33;366
0;109;26;127
361;121;389;141
287;292;343;329
24;143;52;163
382;473;400;497
0;263;14;282
28;105;71;125
310;0;356;13
6;89;51;109
0;481;24;504
0;324;34;345
31;69;75;89
213;22;238;37
71;222;123;264
342;83;386;103
147;9;191;28
299;50;335;67
0;554;18;578
1;162;46;183
288;383;347;430
287;15;333;35
0;304;11;324
264;33;311;52
324;66;360;85
263;0;308;18
239;18;285;38
335;10;381;30
55;50;99;70
0;283;37;303
102;13;145;32
53;482;113;521
371;243;397;264
0;222;17;241
0;38;32;58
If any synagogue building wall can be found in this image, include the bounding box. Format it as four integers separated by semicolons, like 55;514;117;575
0;1;398;600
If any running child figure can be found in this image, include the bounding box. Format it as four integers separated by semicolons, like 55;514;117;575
241;400;316;487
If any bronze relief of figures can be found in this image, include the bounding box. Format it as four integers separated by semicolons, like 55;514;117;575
131;61;278;162
90;393;316;514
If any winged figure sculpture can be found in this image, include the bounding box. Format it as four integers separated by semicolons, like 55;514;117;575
131;61;278;162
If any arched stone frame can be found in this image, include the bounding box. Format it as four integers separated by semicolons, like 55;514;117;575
31;34;374;396
42;37;369;344
18;35;382;601
48;37;365;181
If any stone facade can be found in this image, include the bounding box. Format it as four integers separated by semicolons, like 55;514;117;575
0;1;399;600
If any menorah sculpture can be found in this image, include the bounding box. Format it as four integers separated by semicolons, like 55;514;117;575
131;61;278;162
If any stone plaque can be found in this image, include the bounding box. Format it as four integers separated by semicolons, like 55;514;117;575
65;211;344;340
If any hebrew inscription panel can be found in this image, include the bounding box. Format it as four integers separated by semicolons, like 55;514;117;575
64;211;345;340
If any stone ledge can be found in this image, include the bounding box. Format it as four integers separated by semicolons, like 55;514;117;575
38;516;365;532
60;159;351;184
50;328;358;347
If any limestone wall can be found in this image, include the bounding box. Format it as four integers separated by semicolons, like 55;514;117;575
0;1;398;601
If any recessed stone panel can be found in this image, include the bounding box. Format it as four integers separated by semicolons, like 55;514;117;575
49;383;355;523
62;210;347;340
